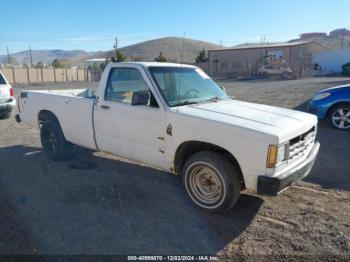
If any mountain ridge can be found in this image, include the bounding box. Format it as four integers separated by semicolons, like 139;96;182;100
2;33;349;66
0;37;220;65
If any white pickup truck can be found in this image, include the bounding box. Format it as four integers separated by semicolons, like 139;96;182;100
16;62;320;212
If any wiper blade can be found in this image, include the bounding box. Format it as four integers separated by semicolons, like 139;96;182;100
205;96;223;102
175;100;199;106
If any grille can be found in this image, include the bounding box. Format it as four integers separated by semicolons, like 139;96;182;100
288;126;316;161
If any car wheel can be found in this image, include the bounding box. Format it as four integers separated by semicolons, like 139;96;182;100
282;71;289;80
329;104;350;130
182;151;241;212
40;120;72;161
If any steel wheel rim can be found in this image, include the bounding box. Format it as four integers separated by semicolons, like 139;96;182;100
187;163;224;206
332;108;350;129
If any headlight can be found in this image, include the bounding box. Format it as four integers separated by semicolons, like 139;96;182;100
267;144;289;168
312;92;331;101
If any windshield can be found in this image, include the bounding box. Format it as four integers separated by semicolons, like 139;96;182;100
149;67;228;107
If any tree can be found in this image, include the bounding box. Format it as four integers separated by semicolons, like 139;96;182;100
154;52;167;62
52;58;68;68
195;48;208;63
112;50;127;62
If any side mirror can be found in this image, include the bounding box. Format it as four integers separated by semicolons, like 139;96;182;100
131;91;150;105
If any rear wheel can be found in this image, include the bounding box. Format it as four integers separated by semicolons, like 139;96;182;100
40;120;71;161
329;104;350;130
182;151;241;212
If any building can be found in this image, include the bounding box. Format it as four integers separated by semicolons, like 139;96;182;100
314;48;350;75
207;41;329;79
300;32;327;40
329;28;350;38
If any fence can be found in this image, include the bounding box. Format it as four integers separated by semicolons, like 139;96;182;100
0;67;92;84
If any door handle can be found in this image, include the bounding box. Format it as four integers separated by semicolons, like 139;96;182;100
101;105;110;110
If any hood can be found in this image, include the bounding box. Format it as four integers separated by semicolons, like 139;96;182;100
178;99;317;142
320;84;350;93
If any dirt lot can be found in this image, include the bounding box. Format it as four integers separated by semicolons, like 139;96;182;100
0;77;349;260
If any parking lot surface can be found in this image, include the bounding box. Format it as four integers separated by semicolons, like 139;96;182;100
0;77;349;259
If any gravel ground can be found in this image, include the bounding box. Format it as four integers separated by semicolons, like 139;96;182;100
0;77;349;260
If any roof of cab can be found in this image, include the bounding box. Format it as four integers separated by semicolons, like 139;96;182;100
110;62;197;68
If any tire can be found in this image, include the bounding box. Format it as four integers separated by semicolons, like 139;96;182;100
282;71;289;80
182;151;241;212
40;120;72;161
0;111;11;120
329;103;350;130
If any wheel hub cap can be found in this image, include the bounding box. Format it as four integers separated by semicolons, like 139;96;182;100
188;164;224;206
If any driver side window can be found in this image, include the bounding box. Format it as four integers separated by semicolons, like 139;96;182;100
105;68;150;104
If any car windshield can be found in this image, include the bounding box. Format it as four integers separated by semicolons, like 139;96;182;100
149;66;228;107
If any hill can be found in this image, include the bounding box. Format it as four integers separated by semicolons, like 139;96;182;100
99;37;220;63
0;49;100;65
3;32;348;66
0;37;220;65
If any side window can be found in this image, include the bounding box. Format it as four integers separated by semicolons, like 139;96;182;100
105;68;150;104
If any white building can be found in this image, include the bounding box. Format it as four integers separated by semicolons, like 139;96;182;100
314;48;350;75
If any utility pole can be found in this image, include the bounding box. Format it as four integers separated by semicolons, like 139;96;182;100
220;39;223;48
29;46;33;67
340;28;345;49
114;37;118;57
6;46;10;64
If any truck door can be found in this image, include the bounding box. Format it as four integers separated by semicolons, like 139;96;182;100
93;67;168;170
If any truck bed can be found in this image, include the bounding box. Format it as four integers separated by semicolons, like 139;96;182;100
19;88;97;150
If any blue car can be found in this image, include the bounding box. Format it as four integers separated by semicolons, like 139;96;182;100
308;84;350;130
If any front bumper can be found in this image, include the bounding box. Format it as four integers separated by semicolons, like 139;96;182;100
307;100;328;119
257;141;320;195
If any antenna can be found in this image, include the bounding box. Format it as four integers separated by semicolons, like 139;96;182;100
177;31;186;111
180;31;186;65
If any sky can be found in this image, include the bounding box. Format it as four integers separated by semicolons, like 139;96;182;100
0;0;349;55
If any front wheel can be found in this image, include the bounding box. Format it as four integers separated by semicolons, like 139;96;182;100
182;151;241;212
329;104;350;130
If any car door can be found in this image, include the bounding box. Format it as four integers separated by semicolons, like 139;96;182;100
94;66;168;170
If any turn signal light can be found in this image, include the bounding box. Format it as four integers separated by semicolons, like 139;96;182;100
267;145;278;168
